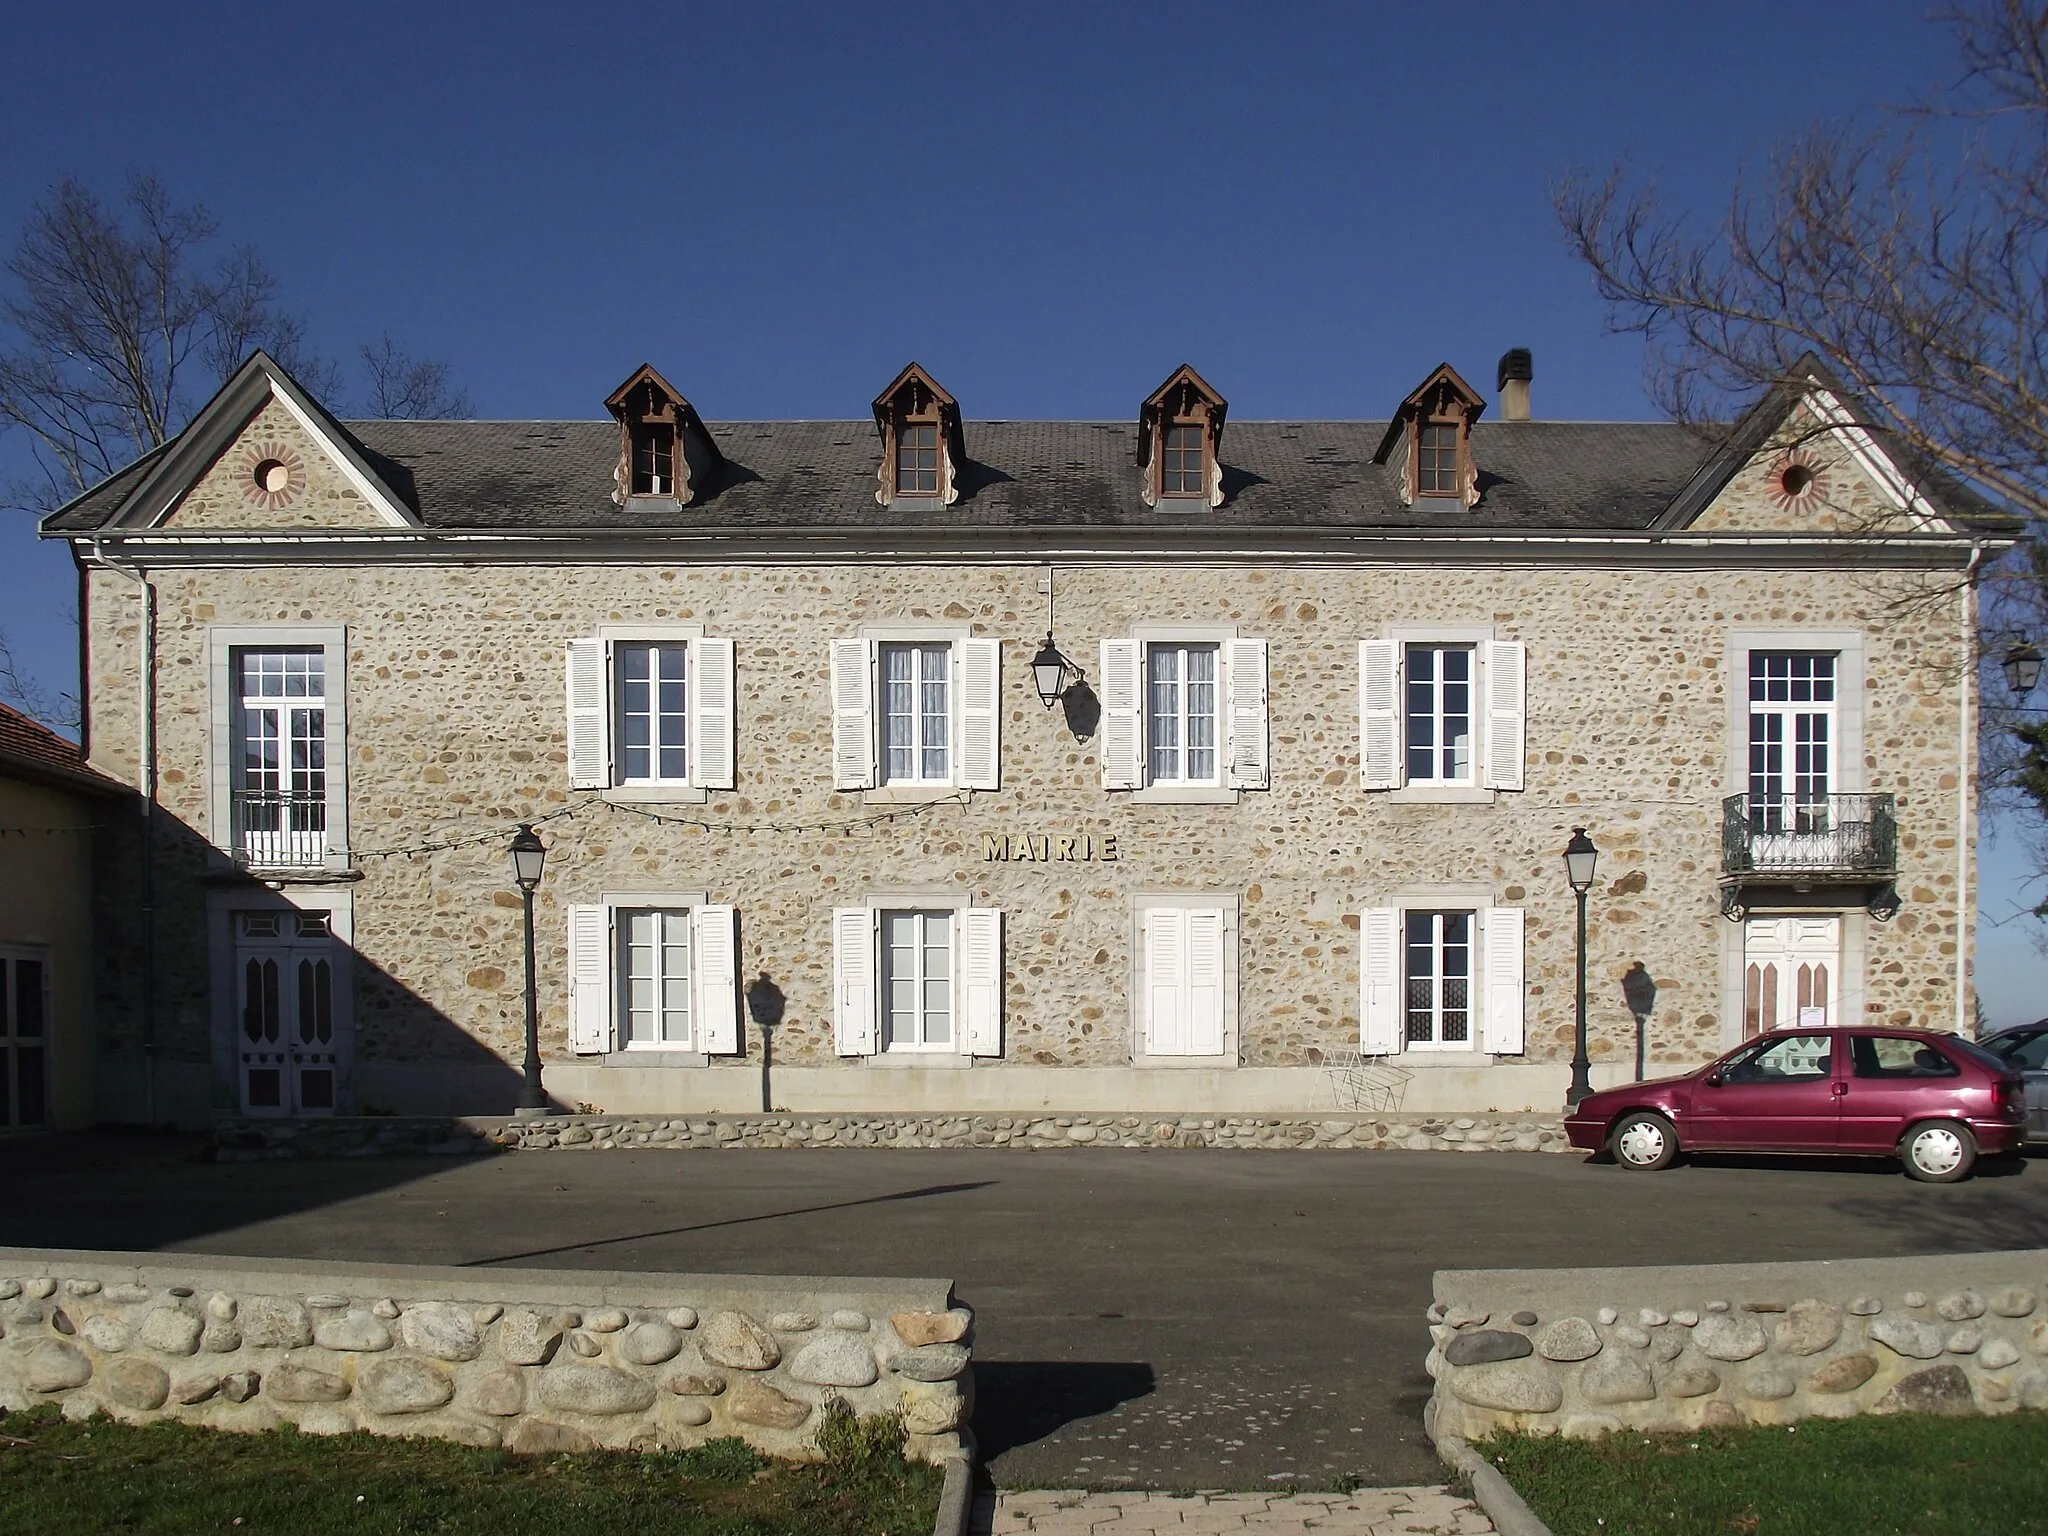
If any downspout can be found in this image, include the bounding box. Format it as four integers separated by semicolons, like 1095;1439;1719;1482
1957;542;1985;1037
88;538;157;1124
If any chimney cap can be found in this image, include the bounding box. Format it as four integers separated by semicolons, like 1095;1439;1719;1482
1497;348;1533;390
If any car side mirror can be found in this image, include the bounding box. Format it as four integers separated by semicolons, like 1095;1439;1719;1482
1704;1069;1725;1088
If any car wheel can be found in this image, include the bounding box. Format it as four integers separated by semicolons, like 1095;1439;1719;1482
1610;1111;1678;1171
1899;1120;1977;1183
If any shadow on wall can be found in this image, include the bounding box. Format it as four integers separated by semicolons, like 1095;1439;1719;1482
970;1362;1156;1463
92;804;533;1127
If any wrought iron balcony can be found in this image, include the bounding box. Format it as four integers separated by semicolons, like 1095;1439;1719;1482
232;790;328;868
1721;793;1897;880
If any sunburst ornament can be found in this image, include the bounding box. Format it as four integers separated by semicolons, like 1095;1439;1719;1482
1767;448;1826;516
240;441;307;510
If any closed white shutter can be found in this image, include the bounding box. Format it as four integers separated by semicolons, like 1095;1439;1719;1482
1225;638;1269;790
1186;906;1228;1055
1359;907;1401;1055
693;904;740;1053
1143;906;1188;1055
830;639;876;790
958;638;1001;790
1359;640;1400;790
832;906;876;1056
566;638;610;790
690;636;737;790
1483;640;1527;792
567;903;613;1054
1482;906;1526;1055
1100;639;1144;789
961;907;1004;1056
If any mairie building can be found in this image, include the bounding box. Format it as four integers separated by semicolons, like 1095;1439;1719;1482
40;349;2003;1126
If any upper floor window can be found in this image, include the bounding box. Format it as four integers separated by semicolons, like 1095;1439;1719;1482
1099;635;1267;795
234;649;328;867
830;636;1001;793
618;643;688;785
1416;422;1461;496
1360;638;1524;795
565;633;737;794
1404;644;1474;786
1160;425;1206;496
1147;643;1220;785
896;423;940;496
881;642;952;785
1748;651;1835;827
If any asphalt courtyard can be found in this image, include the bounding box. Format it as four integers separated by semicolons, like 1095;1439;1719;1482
2;1135;2043;1488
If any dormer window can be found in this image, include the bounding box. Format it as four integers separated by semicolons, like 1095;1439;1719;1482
604;365;723;508
1372;362;1487;509
1138;364;1229;508
873;363;964;508
1417;421;1461;496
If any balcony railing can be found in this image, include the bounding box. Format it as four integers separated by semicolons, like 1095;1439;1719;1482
232;790;328;868
1722;793;1897;879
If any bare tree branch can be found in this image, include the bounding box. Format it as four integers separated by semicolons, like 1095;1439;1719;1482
359;334;473;419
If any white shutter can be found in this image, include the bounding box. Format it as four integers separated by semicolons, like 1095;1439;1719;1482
1100;639;1144;789
1359;640;1400;790
1186;906;1228;1056
568;903;613;1055
1482;906;1526;1055
1483;640;1527;792
690;636;737;790
832;906;876;1056
830;639;876;790
566;638;610;790
1143;907;1188;1055
1225;638;1269;790
958;639;1001;791
1360;907;1401;1055
961;907;1003;1056
693;904;740;1054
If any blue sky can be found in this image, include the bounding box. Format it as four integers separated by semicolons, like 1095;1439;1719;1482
1;0;2042;1023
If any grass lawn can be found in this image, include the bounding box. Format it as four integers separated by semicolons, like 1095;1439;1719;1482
1476;1410;2048;1536
0;1404;941;1536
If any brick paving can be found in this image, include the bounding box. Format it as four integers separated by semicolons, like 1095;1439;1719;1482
976;1487;1494;1535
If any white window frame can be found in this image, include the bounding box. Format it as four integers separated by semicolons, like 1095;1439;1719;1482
831;629;1001;800
207;626;350;872
1360;627;1524;803
1359;890;1524;1059
1131;894;1240;1066
1399;907;1478;1051
617;905;695;1050
565;625;737;803
1145;640;1224;787
566;892;741;1063
1100;627;1268;803
1724;631;1865;797
831;893;1004;1063
1401;644;1477;789
878;907;959;1053
878;640;955;788
615;640;691;789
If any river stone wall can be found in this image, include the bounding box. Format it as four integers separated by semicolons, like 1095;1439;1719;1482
0;1247;968;1461
209;1110;1572;1158
1425;1249;2048;1443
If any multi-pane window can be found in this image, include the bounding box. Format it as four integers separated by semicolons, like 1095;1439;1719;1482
1404;910;1472;1046
1161;425;1205;496
881;908;953;1049
1417;422;1461;495
618;643;688;784
1749;652;1835;831
235;650;327;866
632;423;676;495
881;642;951;784
0;949;47;1128
620;908;692;1047
1147;643;1219;784
896;423;940;495
1405;645;1473;785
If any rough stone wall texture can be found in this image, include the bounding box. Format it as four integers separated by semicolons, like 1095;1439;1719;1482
0;1247;967;1460
1690;420;1918;537
158;395;388;531
80;545;1973;1117
1425;1250;2048;1441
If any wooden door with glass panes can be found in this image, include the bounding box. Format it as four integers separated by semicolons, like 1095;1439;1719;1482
1742;917;1841;1039
234;910;348;1114
0;947;50;1128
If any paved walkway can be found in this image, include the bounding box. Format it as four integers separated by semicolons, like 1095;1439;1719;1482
976;1488;1494;1534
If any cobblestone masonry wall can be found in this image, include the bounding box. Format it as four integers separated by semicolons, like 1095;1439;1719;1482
1425;1250;2047;1442
0;1247;967;1460
82;444;1975;1116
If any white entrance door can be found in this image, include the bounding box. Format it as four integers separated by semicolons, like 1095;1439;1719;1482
234;910;349;1115
1743;917;1841;1039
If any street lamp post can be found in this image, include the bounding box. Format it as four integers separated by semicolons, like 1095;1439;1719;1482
507;823;552;1117
1563;827;1599;1108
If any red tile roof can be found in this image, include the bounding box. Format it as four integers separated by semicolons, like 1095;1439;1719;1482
0;701;127;797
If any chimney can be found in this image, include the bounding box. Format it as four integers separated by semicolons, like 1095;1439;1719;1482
1497;348;1533;421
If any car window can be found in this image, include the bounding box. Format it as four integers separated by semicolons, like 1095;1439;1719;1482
1851;1035;1960;1079
1723;1035;1833;1084
1989;1031;2048;1071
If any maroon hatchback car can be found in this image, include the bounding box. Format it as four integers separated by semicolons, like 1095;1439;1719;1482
1564;1027;2026;1182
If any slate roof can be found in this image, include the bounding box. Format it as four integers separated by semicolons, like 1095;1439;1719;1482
44;417;1721;533
0;701;126;798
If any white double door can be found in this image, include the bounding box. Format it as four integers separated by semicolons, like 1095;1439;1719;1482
234;911;351;1115
1742;917;1840;1039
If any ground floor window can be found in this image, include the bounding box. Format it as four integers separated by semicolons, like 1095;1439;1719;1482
619;907;692;1047
567;902;738;1056
881;908;954;1050
832;904;1004;1058
0;947;48;1127
1404;910;1473;1046
1137;902;1233;1058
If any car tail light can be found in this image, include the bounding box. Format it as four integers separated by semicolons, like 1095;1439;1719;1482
1995;1077;2024;1120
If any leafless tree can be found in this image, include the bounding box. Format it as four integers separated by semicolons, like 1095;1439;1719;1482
0;627;77;735
360;334;473;420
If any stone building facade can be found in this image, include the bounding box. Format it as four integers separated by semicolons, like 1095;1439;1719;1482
43;351;2001;1126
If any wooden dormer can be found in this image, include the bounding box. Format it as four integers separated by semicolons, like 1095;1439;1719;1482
873;362;965;508
1137;363;1228;508
1372;363;1487;509
605;364;722;507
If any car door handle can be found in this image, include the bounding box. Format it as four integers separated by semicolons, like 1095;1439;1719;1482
1830;1081;1848;1097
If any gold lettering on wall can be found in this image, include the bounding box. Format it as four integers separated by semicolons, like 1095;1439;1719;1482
981;833;1121;863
